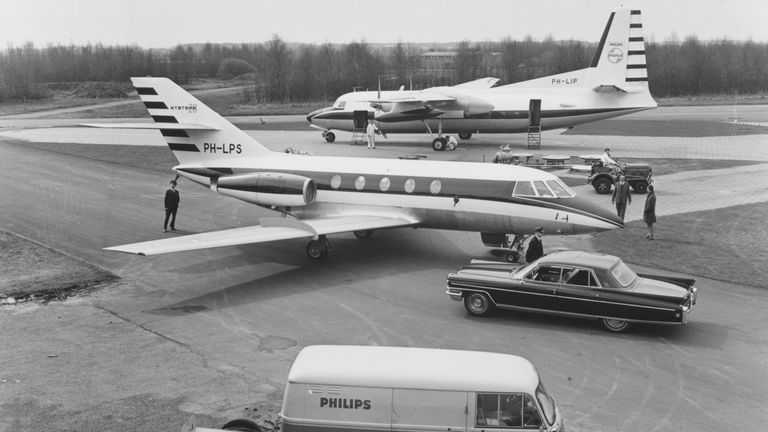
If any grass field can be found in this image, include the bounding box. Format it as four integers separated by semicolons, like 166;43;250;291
7;140;767;289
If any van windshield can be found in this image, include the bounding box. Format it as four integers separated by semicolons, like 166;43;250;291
536;382;557;425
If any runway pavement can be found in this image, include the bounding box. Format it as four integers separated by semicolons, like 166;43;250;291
1;105;768;432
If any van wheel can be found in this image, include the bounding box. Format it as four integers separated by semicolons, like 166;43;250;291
222;418;262;432
464;292;493;316
601;318;631;333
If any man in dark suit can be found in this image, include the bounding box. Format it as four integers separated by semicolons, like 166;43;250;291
611;174;632;221
164;179;180;232
525;227;544;263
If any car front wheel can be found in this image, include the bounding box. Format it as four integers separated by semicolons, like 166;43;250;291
464;292;493;316
601;318;631;333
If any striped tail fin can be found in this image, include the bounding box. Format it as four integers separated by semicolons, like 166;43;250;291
588;8;650;93
84;77;271;164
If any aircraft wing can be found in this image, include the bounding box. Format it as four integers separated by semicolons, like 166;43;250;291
453;77;499;89
104;215;417;256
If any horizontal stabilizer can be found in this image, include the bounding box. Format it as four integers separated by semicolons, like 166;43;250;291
104;215;417;256
81;122;219;130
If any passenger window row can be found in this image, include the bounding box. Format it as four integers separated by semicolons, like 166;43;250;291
330;174;443;195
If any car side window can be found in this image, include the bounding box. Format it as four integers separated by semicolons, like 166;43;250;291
529;266;562;283
564;268;590;286
476;393;526;428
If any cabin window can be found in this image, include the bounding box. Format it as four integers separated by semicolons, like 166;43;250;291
404;178;416;193
430;180;442;195
379;177;391;192
563;268;597;287
533;181;554;197
355;176;366;190
513;181;536;197
330;174;341;189
528;266;563;283
546;179;574;197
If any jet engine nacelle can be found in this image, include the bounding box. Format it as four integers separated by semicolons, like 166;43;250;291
214;172;317;207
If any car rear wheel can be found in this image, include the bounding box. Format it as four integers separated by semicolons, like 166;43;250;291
222;418;262;432
601;318;631;333
464;292;493;316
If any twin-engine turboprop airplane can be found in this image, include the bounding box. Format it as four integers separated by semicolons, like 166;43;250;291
90;77;622;260
307;7;657;151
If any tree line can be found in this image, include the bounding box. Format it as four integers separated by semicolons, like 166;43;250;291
1;35;767;103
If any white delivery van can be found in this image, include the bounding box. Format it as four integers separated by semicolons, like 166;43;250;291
280;345;564;432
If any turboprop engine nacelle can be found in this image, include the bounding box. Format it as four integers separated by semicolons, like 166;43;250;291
213;172;317;207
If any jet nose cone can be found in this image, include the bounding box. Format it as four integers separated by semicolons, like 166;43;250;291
555;195;624;233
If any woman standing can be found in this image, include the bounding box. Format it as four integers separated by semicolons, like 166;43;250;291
643;185;656;240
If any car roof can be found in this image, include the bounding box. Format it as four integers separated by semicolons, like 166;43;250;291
537;250;621;271
287;345;540;393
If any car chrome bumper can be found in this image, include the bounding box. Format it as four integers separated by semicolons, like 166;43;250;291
446;288;463;301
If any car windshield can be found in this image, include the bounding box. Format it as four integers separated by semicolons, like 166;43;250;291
536;382;557;425
611;261;638;287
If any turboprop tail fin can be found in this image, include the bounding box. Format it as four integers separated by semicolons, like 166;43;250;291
587;8;649;93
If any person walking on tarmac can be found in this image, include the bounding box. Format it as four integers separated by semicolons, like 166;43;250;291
525;227;545;263
366;120;378;149
643;184;656;240
493;144;513;164
611;174;632;221
164;179;180;232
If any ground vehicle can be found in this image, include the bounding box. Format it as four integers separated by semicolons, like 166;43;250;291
280;345;564;432
587;162;652;194
447;251;697;332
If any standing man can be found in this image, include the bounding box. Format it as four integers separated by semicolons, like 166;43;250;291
164;179;180;232
643;184;656;240
525;227;544;263
366;120;377;149
611;174;632;221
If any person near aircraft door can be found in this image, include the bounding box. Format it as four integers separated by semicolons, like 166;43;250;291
366;120;378;149
611;174;632;221
446;135;458;150
525;227;544;263
643;184;656;240
164;179;180;232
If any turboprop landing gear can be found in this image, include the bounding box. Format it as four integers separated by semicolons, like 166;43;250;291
458;132;472;140
322;131;336;142
353;229;373;239
432;137;447;151
306;235;330;260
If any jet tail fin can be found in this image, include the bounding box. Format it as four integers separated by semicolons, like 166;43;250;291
86;77;271;165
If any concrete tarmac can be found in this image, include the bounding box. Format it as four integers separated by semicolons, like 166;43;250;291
1;106;768;432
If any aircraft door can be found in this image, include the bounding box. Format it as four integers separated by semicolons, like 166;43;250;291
528;99;542;127
353;110;371;130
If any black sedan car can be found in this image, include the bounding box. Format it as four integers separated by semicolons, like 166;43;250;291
446;251;697;332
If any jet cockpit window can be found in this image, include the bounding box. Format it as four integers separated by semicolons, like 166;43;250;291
533;181;554;197
546;180;574;197
512;181;536;197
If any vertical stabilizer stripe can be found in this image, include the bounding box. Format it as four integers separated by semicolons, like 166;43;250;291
590;12;615;68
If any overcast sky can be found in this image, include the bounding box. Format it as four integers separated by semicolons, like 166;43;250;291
2;0;766;48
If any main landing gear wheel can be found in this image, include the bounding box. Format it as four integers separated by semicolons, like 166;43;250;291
353;230;373;239
306;235;330;260
458;132;472;140
323;131;336;143
464;292;494;316
432;137;447;151
600;318;631;333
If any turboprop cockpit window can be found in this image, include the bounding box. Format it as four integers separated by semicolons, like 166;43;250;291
334;99;346;109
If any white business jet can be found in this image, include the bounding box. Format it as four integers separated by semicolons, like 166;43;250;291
307;8;657;151
90;77;621;260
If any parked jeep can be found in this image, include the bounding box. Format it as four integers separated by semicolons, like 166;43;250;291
587;162;653;194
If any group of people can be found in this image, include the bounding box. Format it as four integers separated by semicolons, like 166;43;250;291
604;148;656;240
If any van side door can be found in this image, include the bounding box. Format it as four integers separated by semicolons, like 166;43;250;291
393;389;468;432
